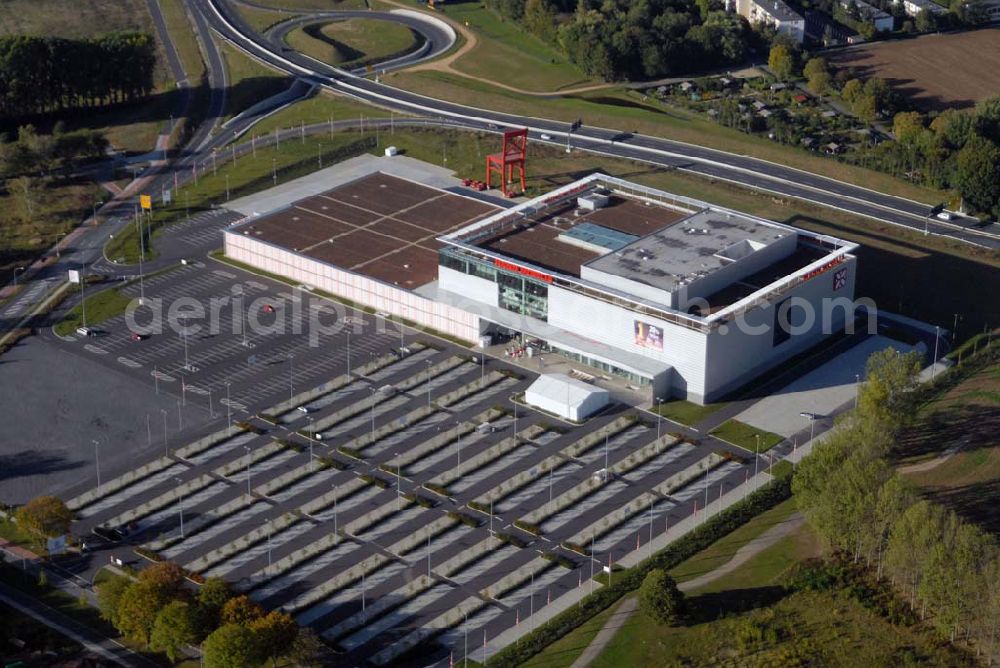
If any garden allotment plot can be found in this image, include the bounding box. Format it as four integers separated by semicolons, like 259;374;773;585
70;337;758;665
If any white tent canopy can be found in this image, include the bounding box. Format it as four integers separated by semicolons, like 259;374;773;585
524;373;610;422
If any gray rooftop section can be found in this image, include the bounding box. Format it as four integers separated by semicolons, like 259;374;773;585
757;0;804;21
583;209;792;292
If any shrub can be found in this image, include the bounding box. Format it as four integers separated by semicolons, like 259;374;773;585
495;532;529;549
638;569;685;625
203;623;261;668
316;455;347;471
404;493;435;509
256;412;278;425
447;511;480;528
561;540;588;556
337;446;364;461
542;552;576;569
134;547;164;562
360;474;389;489
513;520;542;536
468;501;490;514
424;483;451;497
235;421;263;435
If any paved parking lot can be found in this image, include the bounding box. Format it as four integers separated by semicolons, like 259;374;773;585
62;326;760;666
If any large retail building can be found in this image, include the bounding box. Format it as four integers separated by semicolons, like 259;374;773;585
224;170;859;404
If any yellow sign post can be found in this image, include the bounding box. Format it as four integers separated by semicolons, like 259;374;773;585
140;194;152;211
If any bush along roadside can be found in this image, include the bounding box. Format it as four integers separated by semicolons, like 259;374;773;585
485;476;791;667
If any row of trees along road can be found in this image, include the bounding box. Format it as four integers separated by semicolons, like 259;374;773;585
484;0;762;80
770;42;1000;218
97;562;327;666
793;346;1000;655
0;32;155;121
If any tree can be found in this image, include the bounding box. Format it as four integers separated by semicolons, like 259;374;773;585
288;627;329;667
203;623;261;668
841;78;863;105
9;175;36;222
96;574;131;628
220;595;264;626
915;7;938;31
893;111;925;144
955;135;1000;217
138;561;187;596
639;569;685;625
803;57;830;94
15;496;72;539
197;576;233;633
115;581;170;645
974;94;1000;143
249;610;298;665
856;347;922;434
150;600;198;662
768;43;795;81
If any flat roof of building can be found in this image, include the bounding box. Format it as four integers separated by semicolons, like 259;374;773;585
470;195;689;277
230;172;499;288
585;208;794;292
442;173;858;323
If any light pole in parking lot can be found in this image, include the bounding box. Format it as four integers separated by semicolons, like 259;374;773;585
799;412;817;444
425;359;432;408
244;445;252;496
754;434;761;478
369;387;376;445
394;451;402;512
332;483;338;534
91;439;101;489
346;331;351;379
176;477;185;538
304;417;314;464
288;353;295;403
456;423;463;478
226;382;232;435
162;410;168;456
655;396;663;451
266;519;272;570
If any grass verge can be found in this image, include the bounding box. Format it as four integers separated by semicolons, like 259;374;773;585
53;286;133;337
285;17;418;68
710;420;784;453
654;399;726;427
220;42;290;119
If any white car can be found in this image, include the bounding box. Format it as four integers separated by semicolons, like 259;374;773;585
540;133;552;141
935;211;953;221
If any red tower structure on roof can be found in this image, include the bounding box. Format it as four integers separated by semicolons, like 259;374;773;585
486;128;528;197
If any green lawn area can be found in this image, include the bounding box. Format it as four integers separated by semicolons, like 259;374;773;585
220;42;290;120
586;516;968;667
285;18;418;67
668;497;803;585
654;399;726;427
0;517;46;555
0;0;148;39
519;598;623;668
245;90;396;139
435;3;598;93
53;286;134;337
386;69;944;207
896;355;1000;535
710;420;784;453
234;4;291;33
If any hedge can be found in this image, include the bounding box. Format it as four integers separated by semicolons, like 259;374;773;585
235;421;264;435
403;493;436;509
485;477;791;667
542;552;576;569
360;474;390;490
513;520;541;536
424;483;451;497
447;511;480;528
317;456;348;471
495;532;529;549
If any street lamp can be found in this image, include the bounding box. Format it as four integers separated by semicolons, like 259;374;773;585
176;477;185;537
854;374;861;410
369;387;376;445
425;359;432;408
332;483;339;534
12;266;24;287
162;409;168;455
288;353;295;403
800;412;818;443
395;451;402;512
244;445;252;495
91;439;101;488
225;382;232;435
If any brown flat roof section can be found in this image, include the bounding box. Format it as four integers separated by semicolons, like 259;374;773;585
470;195;691;277
240;172;500;288
583;197;688;236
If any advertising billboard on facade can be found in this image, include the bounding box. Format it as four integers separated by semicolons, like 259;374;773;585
634;320;663;349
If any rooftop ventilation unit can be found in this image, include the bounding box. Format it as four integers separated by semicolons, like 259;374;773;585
577;194;609;211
